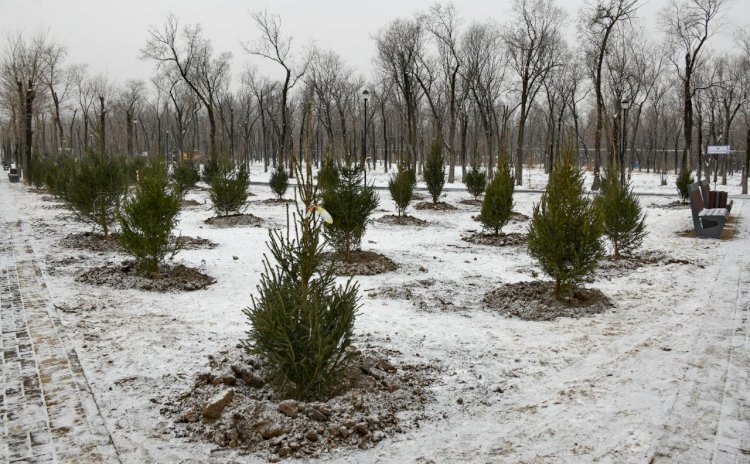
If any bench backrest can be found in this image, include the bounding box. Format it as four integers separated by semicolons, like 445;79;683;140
688;182;704;231
700;179;710;206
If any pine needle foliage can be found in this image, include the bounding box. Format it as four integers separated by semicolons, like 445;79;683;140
527;145;604;297
464;162;487;199
317;155;339;193
595;167;647;258
321;162;379;261
388;162;416;217
44;156;76;199
172;159;200;196
269;163;289;199
65;151;130;240
480;156;514;235
424;138;445;203
675;168;694;201
209;157;250;216
118;158;182;273
243;155;358;401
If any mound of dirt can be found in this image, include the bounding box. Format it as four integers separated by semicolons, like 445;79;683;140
182;199;204;207
162;349;436;461
415;201;457;211
176;235;219;250
259;198;295;204
377;215;428;227
205;214;264;228
649;201;689;209
462;232;527;247
411;193;426;201
60;232;122;253
76;261;215;292
324;251;397;276
483;281;613;321
459;199;483;206
471;211;530;223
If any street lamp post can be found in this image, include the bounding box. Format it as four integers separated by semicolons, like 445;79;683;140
362;89;369;169
620;99;630;185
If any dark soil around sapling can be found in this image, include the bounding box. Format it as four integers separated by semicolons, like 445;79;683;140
377;215;429;227
415;201;457;211
594;251;694;281
459;199;483;207
649;200;689;210
483;281;613;321
411;192;426;201
176;235;219;250
205;214;264;228
76;260;216;292
182;199;204;207
462;232;527;247
323;251;397;276
60;232;122;253
258;198;296;205
162;348;437;462
471;211;530;223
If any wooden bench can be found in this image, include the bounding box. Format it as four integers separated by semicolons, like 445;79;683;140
689;182;729;238
700;179;733;213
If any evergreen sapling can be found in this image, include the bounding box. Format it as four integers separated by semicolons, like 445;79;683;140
464;162;487;200
423;139;445;203
675;168;694;202
243;156;358;401
209;158;250;216
480;156;514;235
118;158;182;274
388;162;416;217
269;163;289;199
595;167;647;258
321;162;379;261
527;145;604;297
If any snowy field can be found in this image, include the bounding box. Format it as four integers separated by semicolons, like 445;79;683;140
2;165;748;463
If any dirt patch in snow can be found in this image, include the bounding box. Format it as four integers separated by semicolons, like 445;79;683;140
323;251;397;276
205;214;264;228
60;232;122;253
162;348;436;461
411;193;426;201
176;235;219;250
377;215;429;227
594;251;694;280
258;198;295;205
182;199;204;207
649;200;689;209
415;201;457;211
462;232;527;247
459;199;483;206
471;211;530;223
76;261;215;292
483;281;613;321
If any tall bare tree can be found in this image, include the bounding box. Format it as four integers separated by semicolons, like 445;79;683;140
505;0;566;185
142;14;231;163
245;10;309;176
660;0;725;174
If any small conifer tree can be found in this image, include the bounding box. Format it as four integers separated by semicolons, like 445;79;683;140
126;156;149;185
65;151;129;239
480;156;514;235
209;158;250;216
423;139;446;203
321;161;379;261
675;168;694;202
269;163;289;199
595;167;647;258
527;144;604;297
172;158;200;196
388;162;416;217
464;162;487;200
45;156;76;200
118;158;182;273
243;155;358;401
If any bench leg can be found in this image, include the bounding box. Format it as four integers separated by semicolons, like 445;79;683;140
698;217;727;238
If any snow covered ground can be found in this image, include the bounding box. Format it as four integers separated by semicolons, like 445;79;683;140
2;165;748;463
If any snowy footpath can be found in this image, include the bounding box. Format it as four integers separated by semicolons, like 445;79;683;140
1;168;749;463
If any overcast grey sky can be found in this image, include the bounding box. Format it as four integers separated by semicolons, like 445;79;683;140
1;0;748;87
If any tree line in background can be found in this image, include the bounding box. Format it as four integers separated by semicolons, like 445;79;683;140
2;0;750;191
